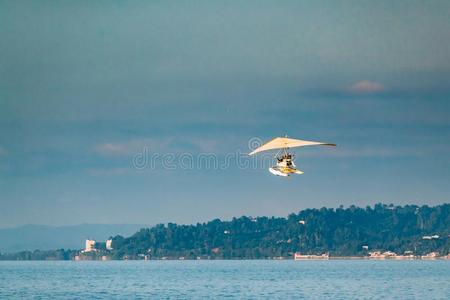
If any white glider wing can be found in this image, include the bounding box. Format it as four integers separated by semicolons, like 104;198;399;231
249;137;336;155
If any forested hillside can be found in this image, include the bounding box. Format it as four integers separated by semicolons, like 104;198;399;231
110;204;450;259
1;204;448;260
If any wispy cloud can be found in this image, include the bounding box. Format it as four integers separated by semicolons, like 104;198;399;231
93;137;224;157
94;139;172;156
300;144;449;158
347;80;386;94
94;142;137;156
0;146;7;156
86;167;132;176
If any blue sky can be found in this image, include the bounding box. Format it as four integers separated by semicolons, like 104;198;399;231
1;1;449;228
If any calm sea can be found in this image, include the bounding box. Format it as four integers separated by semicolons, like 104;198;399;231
0;260;449;299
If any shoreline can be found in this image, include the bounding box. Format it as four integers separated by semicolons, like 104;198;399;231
1;256;449;261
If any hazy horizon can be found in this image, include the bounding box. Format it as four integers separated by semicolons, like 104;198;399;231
0;202;445;230
1;1;449;228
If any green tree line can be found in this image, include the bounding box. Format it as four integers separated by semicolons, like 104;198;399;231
1;204;449;260
110;204;450;259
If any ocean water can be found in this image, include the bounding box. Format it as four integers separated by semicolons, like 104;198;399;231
0;260;449;299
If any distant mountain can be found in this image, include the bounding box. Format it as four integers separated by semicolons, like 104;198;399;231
0;224;147;252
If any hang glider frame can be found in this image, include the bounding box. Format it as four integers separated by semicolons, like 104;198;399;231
249;136;336;156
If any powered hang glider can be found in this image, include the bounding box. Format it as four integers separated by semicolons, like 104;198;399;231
249;136;336;177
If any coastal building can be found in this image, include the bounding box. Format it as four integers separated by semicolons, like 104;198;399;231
368;251;397;259
393;252;415;259
368;251;383;258
106;239;113;250
84;239;96;252
383;251;397;257
422;235;439;240
421;252;440;259
294;252;329;260
80;239;113;253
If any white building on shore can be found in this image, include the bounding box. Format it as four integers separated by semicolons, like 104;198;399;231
106;239;113;250
84;239;96;252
